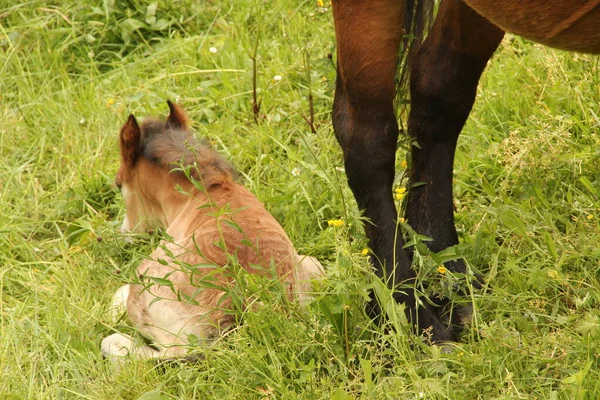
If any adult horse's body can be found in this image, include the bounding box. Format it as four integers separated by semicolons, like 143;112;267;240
332;0;600;341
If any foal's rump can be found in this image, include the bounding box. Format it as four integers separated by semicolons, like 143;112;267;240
466;0;600;53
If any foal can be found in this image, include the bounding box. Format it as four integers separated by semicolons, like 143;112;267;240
101;101;323;359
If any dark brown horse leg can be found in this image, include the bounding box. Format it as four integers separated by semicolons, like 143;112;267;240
407;1;504;277
332;0;452;341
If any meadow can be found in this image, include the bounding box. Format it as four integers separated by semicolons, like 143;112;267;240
1;1;599;398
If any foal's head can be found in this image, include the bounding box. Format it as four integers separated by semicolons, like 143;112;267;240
116;101;235;233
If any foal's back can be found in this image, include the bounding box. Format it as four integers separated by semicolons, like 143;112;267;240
171;176;301;289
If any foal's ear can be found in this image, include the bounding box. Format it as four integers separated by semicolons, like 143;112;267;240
120;114;141;166
166;100;188;130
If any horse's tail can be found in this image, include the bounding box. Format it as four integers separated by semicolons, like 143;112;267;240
396;0;436;120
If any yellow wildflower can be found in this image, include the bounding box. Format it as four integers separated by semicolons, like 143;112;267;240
361;248;369;256
437;265;447;274
395;187;407;201
399;217;405;223
547;269;559;279
316;0;325;6
587;214;594;220
401;159;408;169
327;219;344;227
106;98;115;107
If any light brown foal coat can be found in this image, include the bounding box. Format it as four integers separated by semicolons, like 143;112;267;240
101;103;323;360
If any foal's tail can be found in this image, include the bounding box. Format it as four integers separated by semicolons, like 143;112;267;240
397;0;436;111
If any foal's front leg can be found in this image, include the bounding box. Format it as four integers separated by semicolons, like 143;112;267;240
332;0;452;341
100;284;174;361
101;282;190;362
407;1;503;277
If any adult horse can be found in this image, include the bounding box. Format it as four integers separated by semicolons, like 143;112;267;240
332;0;600;342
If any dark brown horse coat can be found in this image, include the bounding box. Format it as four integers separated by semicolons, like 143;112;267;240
332;0;600;341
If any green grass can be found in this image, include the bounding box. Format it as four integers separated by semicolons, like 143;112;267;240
1;1;599;399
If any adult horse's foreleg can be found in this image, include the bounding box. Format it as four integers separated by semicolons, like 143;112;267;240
332;0;452;341
407;0;504;274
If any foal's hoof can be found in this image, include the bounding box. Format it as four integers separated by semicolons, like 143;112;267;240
101;333;135;359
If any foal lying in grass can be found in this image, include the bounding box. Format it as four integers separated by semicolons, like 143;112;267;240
101;101;323;360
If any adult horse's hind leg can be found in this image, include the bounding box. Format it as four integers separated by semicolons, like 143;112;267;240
332;0;452;341
407;1;503;278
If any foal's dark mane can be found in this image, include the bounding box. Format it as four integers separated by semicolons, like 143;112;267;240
140;118;236;188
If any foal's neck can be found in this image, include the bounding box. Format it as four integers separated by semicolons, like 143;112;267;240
161;178;230;240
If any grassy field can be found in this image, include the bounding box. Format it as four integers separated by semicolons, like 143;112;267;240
1;1;599;399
